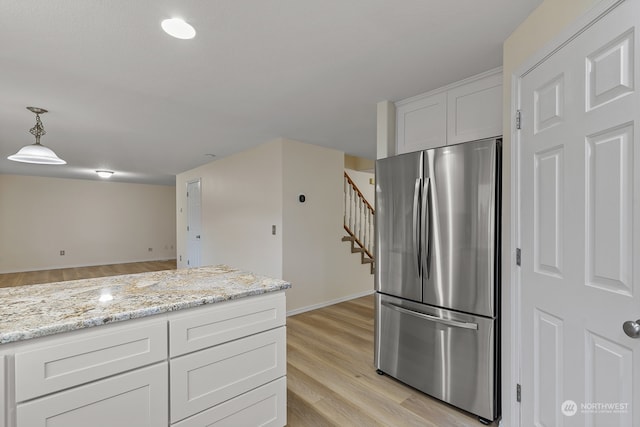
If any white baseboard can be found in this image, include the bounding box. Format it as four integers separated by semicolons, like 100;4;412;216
286;289;375;316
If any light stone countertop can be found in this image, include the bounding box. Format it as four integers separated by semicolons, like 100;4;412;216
0;265;291;344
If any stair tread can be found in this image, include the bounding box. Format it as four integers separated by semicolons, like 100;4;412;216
341;233;375;275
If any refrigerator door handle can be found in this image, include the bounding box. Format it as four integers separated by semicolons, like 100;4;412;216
422;177;431;278
413;178;422;278
382;301;479;330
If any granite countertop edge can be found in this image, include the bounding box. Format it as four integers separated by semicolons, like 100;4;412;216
0;265;291;345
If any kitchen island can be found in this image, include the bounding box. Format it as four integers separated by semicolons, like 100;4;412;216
0;265;290;427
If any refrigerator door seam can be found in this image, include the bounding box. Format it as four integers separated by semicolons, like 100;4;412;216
382;301;479;330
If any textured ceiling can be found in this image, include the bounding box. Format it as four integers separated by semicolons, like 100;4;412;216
0;0;541;185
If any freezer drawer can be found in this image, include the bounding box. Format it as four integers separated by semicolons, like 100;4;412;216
374;293;497;421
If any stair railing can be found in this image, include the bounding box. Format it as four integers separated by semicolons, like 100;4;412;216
343;172;375;259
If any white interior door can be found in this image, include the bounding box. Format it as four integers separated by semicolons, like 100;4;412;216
187;179;202;268
518;1;640;425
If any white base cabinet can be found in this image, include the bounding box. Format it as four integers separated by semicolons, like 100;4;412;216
16;363;167;427
170;316;286;423
395;68;502;154
172;378;287;427
0;292;287;427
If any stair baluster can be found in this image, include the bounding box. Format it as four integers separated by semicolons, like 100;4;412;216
342;171;375;274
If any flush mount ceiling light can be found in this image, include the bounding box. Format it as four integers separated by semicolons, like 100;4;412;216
8;107;66;165
96;170;114;179
161;18;196;39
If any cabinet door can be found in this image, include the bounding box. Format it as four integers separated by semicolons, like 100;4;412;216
396;92;447;153
170;327;286;423
446;72;502;144
16;363;167;427
172;377;286;427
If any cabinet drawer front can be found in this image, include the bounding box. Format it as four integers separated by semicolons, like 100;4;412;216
16;362;167;427
169;292;285;357
173;377;286;427
170;327;286;423
15;319;167;402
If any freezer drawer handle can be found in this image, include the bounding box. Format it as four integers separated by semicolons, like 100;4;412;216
383;301;478;330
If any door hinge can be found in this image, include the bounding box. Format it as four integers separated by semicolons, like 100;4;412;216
516;248;521;266
515;110;522;130
187;191;189;197
187;225;190;231
517;384;521;402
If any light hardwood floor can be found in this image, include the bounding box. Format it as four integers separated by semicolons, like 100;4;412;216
1;262;491;426
0;260;177;288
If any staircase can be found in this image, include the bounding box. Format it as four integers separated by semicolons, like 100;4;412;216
342;172;375;274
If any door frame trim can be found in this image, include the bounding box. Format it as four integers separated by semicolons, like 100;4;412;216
506;1;623;426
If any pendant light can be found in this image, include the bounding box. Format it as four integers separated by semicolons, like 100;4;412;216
7;107;66;165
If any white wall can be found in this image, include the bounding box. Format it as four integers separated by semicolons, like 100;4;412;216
282;139;373;312
377;100;396;159
176;140;284;279
345;168;375;208
176;138;374;312
0;174;176;273
500;1;600;425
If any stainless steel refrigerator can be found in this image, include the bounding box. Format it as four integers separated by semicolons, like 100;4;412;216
374;137;501;423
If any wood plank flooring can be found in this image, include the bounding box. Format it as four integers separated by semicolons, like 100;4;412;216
286;294;493;427
0;259;177;288
1;262;492;426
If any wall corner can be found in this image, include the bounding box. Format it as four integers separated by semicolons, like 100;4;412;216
376;101;396;160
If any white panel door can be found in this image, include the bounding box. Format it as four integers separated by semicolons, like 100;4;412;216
187;179;202;268
518;1;640;426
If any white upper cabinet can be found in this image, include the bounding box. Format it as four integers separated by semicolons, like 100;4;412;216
395;68;502;154
396;92;447;153
447;71;502;144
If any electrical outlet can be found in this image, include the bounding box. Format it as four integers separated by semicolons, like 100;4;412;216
272;225;276;235
60;250;65;256
148;247;153;252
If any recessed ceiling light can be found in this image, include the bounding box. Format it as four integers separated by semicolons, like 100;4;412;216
161;18;196;39
96;170;114;179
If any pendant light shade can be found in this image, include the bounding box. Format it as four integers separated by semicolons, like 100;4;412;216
8;143;66;164
8;107;66;165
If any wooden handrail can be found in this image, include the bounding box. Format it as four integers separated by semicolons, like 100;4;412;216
344;172;375;214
